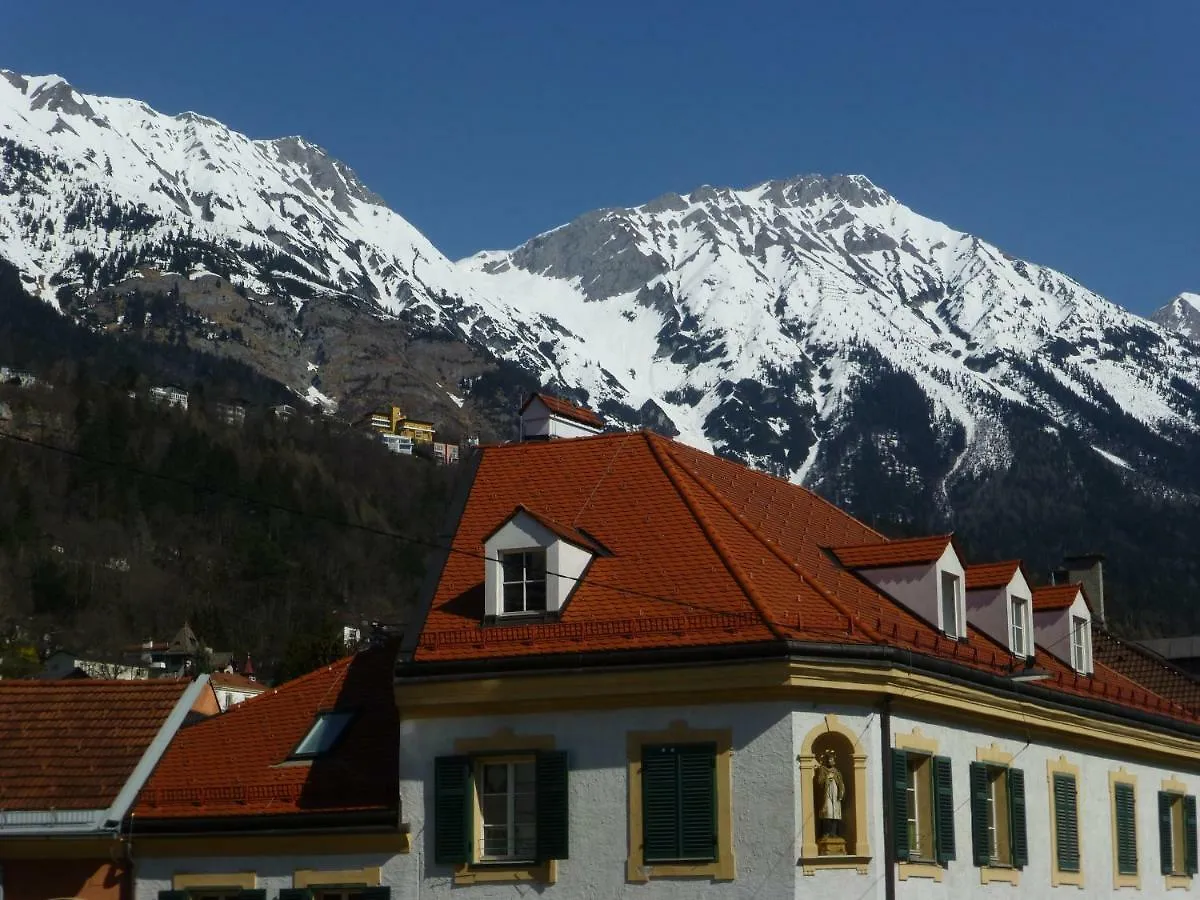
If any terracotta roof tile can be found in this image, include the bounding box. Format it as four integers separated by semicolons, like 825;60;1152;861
209;672;265;692
135;644;397;821
1032;584;1086;612
411;431;1198;727
1093;629;1200;717
521;392;605;428
0;680;191;810
965;561;1023;591
830;535;954;569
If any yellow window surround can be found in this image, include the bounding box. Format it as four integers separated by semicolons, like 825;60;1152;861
1047;756;1084;889
976;744;1020;886
293;867;381;888
626;720;735;883
1110;768;1141;891
1162;775;1193;891
893;727;942;881
797;714;871;875
450;727;557;886
172;873;256;890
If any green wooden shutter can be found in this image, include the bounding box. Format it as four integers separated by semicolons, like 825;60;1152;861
1115;782;1138;876
1184;795;1198;876
158;893;188;900
277;891;313;900
1053;773;1080;873
535;749;570;861
969;762;990;866
678;743;717;861
642;746;680;863
890;749;910;862
433;754;472;865
933;755;956;864
1160;791;1175;875
235;892;265;900
357;889;391;900
1008;767;1027;868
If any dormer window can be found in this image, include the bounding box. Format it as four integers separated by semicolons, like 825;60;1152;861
291;710;355;759
483;506;601;620
940;571;962;638
1011;598;1028;657
502;550;547;613
1070;615;1090;672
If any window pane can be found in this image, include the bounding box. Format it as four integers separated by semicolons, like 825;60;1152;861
481;794;508;825
503;581;525;613
525;579;547;611
482;762;508;793
501;553;524;583
940;573;959;636
293;711;354;756
514;823;538;859
525;551;546;579
482;824;510;858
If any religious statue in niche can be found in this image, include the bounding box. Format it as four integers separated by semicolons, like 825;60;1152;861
815;749;847;855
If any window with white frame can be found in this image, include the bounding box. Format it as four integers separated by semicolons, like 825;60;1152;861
1010;598;1027;657
940;571;962;638
478;757;538;862
1070;616;1090;672
501;550;547;614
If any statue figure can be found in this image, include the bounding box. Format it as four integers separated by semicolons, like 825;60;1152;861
815;750;845;839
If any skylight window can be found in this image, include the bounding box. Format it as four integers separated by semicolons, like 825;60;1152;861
292;710;355;758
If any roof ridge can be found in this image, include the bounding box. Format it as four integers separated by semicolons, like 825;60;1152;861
664;441;886;644
645;435;786;641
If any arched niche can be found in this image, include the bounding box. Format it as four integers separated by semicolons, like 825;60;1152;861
797;714;870;872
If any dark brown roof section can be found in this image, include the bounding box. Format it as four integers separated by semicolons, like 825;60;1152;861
1093;628;1200;717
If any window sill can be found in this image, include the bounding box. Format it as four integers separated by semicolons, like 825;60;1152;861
898;861;944;882
1166;874;1193;891
627;858;734;883
1051;866;1085;888
1114;871;1141;890
453;860;557;885
980;864;1021;885
799;854;870;875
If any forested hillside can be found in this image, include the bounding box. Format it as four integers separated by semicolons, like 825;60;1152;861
0;261;460;678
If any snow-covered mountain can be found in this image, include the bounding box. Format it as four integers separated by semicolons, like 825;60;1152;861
1152;293;1200;340
3;71;1200;600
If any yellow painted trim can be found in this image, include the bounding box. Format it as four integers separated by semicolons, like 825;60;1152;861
453;726;555;754
173;872;256;890
450;728;557;885
133;831;411;858
293;866;381;888
898;861;944;882
1167;874;1193;891
1047;757;1085;889
453;861;557;885
797;714;871;861
1110;768;1142;891
626;720;735;882
976;743;1015;766
1163;776;1189;794
980;865;1021;885
397;658;1200;767
799;854;870;875
894;726;939;754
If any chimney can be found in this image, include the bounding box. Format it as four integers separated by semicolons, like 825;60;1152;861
1063;553;1106;625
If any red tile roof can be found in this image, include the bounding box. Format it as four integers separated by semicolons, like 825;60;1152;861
0;680;192;810
830;535;954;569
135;644;398;822
411;431;1198;727
209;672;265;692
965;561;1024;591
486;505;607;555
522;392;605;428
1093;629;1200;717
1032;584;1087;612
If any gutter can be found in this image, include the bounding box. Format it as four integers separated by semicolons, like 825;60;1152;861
130;807;401;836
105;675;212;827
398;639;1200;742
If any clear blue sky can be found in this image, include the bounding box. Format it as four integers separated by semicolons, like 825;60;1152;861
3;1;1196;313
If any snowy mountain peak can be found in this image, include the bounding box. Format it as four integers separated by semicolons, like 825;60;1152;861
1151;292;1200;339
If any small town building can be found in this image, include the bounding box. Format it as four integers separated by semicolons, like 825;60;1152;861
0;677;216;900
518;391;605;440
40;650;149;681
130;644;404;898
216;399;247;426
209;670;266;711
148;385;189;410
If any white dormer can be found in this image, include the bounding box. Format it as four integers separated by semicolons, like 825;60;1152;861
832;536;967;640
519;392;604;440
964;562;1035;658
1032;584;1094;675
483;506;599;619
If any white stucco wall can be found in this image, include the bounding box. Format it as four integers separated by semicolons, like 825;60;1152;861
398;700;833;899
520;400;601;440
1035;591;1091;672
134;851;407;900
863;545;965;637
966;571;1034;658
888;710;1200;900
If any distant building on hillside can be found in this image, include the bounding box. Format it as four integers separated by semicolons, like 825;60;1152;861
0;366;40;388
40;651;149;681
367;404;437;453
149;384;189;410
216;399;247;426
518;391;605;440
209;670;265;711
123;622;224;677
432;441;460;465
